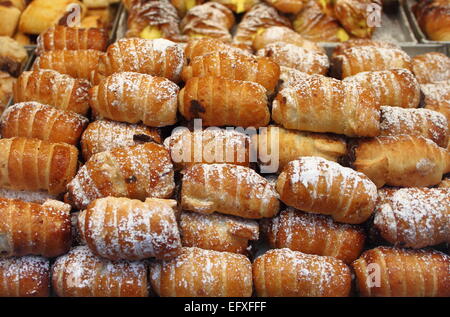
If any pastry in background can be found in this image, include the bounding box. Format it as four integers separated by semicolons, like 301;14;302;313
13;32;31;45
181;2;235;43
264;0;306;14
170;0;207;17
213;0;260;13
233;3;291;51
332;38;400;57
19;0;87;35
334;0;382;38
0;37;27;77
0;72;15;114
0;2;21;37
294;1;349;42
126;0;183;41
413;0;450;41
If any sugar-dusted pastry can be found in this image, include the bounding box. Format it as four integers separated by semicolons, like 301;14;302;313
263;209;365;264
81;120;161;161
293;0;349;42
0;256;50;297
181;163;280;219
0;137;78;194
95;38;185;83
184;37;250;62
353;247;450;297
331;46;412;79
181;51;280;93
18;0;86;35
149;247;253;297
412;0;450;41
253;248;352;297
351;135;450;188
180;2;235;43
52;245;149;297
334;0;383;38
421;81;450;113
278;66;311;89
276;157;377;224
272;75;380;137
13;69;91;116
180;211;259;254
170;0;207;17
89;72;179;127
0;102;89;146
78;197;181;261
373;188;449;249
332;39;400;58
412;52;450;84
233;3;291;51
212;0;260;13
36;26;108;55
254;125;347;173
33;49;105;81
257;43;329;75
264;0;306;14
0;36;27;77
252;26;324;53
166;128;251;170
0;198;71;258
379;106;449;148
66;142;174;209
126;0;183;41
179;76;270;127
343;69;421;109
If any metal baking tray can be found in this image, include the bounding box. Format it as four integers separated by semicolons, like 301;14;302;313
22;1;124;52
404;0;450;52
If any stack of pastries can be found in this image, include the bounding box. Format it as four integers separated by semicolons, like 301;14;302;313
0;1;449;298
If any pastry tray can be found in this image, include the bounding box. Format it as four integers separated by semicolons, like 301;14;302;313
404;0;450;53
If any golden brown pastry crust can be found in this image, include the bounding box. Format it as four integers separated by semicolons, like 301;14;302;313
264;0;306;14
13;69;91;116
253;248;352;297
254;125;347;173
343;69;421;109
81;120;161;161
351;135;450;188
1;102;89;146
178;76;270;128
0;36;27;77
180;2;235;43
332;39;400;58
413;0;450;41
0;137;79;194
272;75;380;137
212;0;260;14
0;198;71;258
95;38;185;84
36;26;109;55
379;106;449;148
276;157;378;224
256;42;329;75
353;246;450;297
373;188;449;249
89;72;179;127
184;37;250;62
181;51;280;93
331;46;412;79
33;49;104;81
412;52;450;84
0;256;50;297
66;142;175;210
263;208;365;264
166;128;251;170
180;211;259;254
52;245;149;297
181;163;280;219
233;3;291;52
334;0;382;38
79;197;181;261
149;247;253;297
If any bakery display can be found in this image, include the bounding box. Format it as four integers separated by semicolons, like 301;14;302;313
412;0;450;41
0;1;448;299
